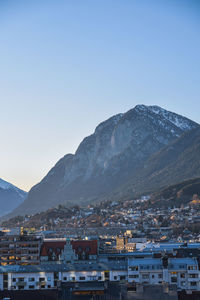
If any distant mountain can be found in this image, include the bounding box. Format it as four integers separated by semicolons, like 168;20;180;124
0;178;27;216
9;104;199;217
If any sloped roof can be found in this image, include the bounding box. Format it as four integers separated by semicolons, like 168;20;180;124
40;241;65;256
71;240;98;255
40;240;98;257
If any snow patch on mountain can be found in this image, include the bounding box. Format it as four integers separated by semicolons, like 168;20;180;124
0;178;26;198
148;105;195;131
0;178;27;217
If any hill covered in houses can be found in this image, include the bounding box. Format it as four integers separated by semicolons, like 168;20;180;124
2;177;200;241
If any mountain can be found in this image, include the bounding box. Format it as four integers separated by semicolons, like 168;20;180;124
9;104;199;217
106;126;200;202
149;177;200;208
0;178;27;216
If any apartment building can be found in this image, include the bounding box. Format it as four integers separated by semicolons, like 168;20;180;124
127;257;200;291
0;234;41;266
0;257;199;292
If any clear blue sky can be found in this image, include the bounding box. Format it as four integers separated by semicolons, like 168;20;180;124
0;0;199;191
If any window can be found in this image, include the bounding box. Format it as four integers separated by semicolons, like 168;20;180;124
41;285;45;289
180;273;185;278
188;266;197;270
179;265;185;269
142;274;149;279
48;285;51;288
28;278;35;282
88;276;97;280
152;275;155;279
47;277;51;281
130;266;138;271
63;277;67;281
189;274;198;278
191;282;197;286
98;276;102;280
39;277;45;282
18;285;24;290
79;276;85;281
29;285;34;289
18;278;24;282
171;277;177;283
181;281;185;286
158;274;163;279
114;276;118;280
129;275;139;278
120;276;126;280
12;278;16;282
70;277;75;281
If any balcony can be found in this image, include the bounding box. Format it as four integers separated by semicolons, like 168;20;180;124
36;281;47;286
16;281;26;287
188;277;199;282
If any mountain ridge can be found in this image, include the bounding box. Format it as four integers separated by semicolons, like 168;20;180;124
0;178;27;217
102;126;200;203
7;104;200;217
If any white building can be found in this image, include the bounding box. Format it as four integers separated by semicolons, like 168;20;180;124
0;257;199;292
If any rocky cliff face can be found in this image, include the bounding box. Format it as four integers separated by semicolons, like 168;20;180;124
10;105;199;216
0;178;27;216
105;126;200;203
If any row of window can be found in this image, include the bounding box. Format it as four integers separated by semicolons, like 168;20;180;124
128;274;163;279
169;265;197;270
62;276;102;281
12;284;52;290
12;277;52;282
129;265;198;271
129;265;163;271
170;272;198;278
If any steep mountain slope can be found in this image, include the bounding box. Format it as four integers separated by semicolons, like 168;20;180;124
106;127;200;202
149;177;200;208
9;105;199;216
0;178;27;216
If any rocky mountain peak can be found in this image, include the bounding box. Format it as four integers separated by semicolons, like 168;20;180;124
94;113;124;135
8;105;200;216
0;178;27;217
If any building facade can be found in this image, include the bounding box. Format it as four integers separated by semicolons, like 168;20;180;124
0;235;41;266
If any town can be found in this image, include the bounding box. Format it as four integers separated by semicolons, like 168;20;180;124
0;193;200;300
2;192;200;242
0;228;200;299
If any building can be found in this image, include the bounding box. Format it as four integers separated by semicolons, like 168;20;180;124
116;236;128;250
40;239;98;262
0;256;199;292
127;256;200;291
0;234;41;266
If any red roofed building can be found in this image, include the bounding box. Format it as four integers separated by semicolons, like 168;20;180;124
71;240;98;260
40;240;65;261
40;239;98;262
